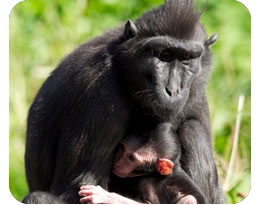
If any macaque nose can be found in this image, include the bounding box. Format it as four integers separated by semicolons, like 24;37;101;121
165;86;180;97
165;67;181;98
114;158;124;169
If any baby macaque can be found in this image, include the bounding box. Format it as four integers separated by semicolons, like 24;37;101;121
79;123;206;204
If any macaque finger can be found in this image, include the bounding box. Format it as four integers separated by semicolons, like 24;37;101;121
80;195;105;204
80;196;95;204
78;190;95;197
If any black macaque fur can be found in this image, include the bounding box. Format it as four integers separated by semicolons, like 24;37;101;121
22;192;65;204
23;0;225;203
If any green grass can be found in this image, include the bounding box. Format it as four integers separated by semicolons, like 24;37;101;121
9;0;251;203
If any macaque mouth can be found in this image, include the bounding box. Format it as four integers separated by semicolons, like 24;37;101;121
112;167;119;175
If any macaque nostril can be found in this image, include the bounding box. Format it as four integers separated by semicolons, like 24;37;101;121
165;87;181;97
165;87;172;97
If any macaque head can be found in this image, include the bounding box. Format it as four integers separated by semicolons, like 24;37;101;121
112;124;176;178
114;10;217;120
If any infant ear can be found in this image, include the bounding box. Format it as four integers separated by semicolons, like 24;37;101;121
157;158;174;175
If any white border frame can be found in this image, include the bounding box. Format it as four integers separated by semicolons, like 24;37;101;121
3;0;256;204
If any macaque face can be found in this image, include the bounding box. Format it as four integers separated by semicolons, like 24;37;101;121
112;137;154;178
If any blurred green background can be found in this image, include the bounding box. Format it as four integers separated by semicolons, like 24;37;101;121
9;0;251;203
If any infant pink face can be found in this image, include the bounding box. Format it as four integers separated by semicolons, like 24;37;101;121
112;137;156;178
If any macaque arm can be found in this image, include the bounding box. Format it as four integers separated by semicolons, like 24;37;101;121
166;168;206;204
137;178;160;204
79;185;145;204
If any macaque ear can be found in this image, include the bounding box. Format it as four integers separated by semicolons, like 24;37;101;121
124;20;138;40
205;33;217;46
157;158;174;175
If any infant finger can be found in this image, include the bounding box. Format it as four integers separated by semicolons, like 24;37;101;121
80;196;90;204
80;196;99;204
78;190;94;197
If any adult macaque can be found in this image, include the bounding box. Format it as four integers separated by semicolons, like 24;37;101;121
23;0;225;203
79;123;206;204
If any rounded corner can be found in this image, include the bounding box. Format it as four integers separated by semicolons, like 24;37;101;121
8;186;25;204
234;184;252;204
9;0;25;18
235;0;252;18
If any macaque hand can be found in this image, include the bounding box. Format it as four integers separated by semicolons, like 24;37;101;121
79;185;114;204
79;185;142;204
177;195;197;204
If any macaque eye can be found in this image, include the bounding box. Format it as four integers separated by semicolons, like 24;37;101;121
183;52;191;59
158;49;173;62
118;143;125;152
180;52;193;65
128;154;136;161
